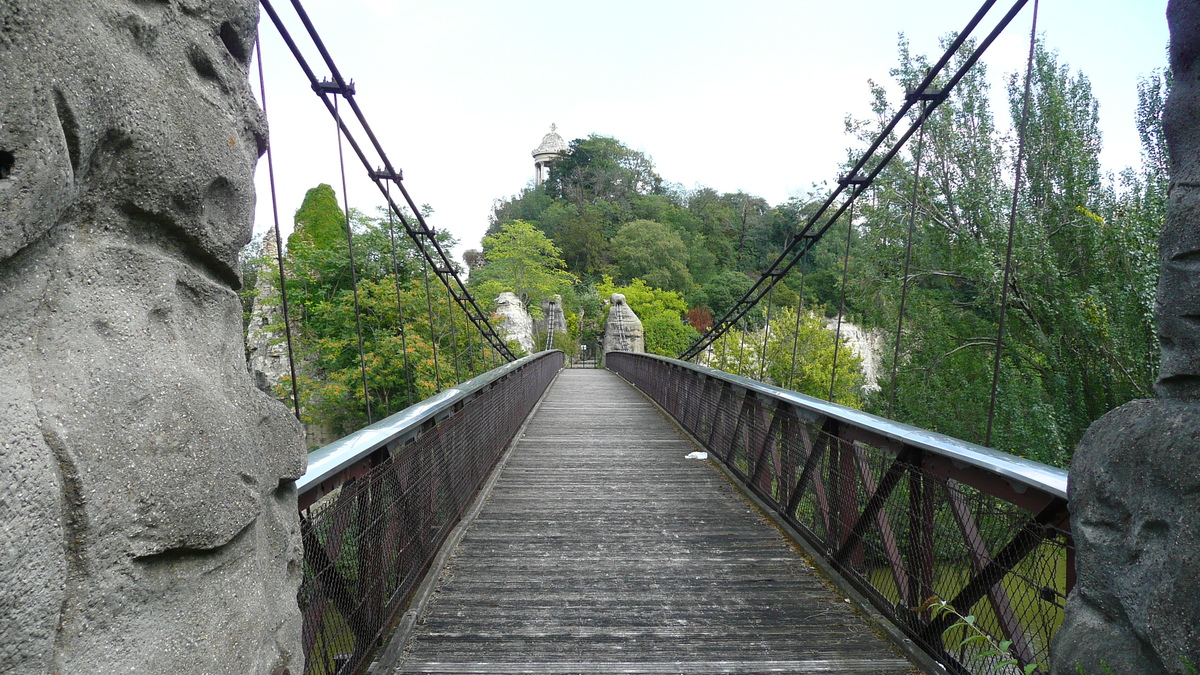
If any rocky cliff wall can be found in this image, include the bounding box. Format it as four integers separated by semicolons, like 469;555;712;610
0;2;305;673
496;291;535;354
824;317;884;395
1052;2;1200;672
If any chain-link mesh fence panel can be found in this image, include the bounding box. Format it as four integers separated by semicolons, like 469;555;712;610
609;352;1070;675
297;352;561;675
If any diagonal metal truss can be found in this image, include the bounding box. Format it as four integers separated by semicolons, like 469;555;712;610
259;0;517;362
680;0;1031;361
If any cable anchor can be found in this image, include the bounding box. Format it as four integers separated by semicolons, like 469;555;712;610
369;167;403;182
314;78;355;96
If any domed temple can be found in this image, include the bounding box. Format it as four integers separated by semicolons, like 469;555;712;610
532;123;567;186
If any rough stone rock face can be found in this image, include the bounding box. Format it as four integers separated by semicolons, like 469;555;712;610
1160;0;1200;401
247;232;294;395
541;293;568;336
1052;400;1200;673
603;293;645;356
495;291;535;354
0;2;306;673
1052;1;1200;672
824;317;884;394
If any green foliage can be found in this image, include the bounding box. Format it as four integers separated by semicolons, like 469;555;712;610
703;270;754;321
266;198;499;439
263;32;1166;466
611;219;694;294
469;219;577;317
706;307;865;408
488;137;806;321
547;134;663;210
237;232;266;337
920;597;1042;675
828;36;1164;466
289;183;347;256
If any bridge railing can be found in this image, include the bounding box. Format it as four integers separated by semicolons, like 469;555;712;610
295;351;562;675
608;352;1070;675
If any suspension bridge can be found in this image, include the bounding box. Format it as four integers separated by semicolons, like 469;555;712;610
256;1;1077;674
1;0;1184;673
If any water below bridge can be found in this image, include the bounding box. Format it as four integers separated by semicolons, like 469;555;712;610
383;369;917;674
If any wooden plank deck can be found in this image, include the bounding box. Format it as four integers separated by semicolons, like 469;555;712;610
392;369;916;674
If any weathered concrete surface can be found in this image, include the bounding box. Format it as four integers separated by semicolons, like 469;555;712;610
496;291;535;354
1052;2;1200;672
602;293;644;357
0;2;305;673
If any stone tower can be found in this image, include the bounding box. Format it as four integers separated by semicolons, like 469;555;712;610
532;124;567;186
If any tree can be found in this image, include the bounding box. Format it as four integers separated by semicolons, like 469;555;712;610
262;194;498;438
469;219;577;315
611;219;694;294
764;308;865;408
702;270;753;320
547;134;663;210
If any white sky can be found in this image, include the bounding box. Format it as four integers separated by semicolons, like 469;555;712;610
252;0;1170;261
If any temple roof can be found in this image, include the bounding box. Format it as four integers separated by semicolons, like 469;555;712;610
532;123;568;158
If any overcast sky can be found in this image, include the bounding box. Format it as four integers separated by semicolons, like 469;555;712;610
251;0;1170;262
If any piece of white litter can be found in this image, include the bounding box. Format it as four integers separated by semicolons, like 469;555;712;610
685;451;708;460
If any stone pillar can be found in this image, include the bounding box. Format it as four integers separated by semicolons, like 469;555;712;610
495;291;535;354
602;293;645;359
1052;2;1200;672
0;2;305;673
541;294;567;336
247;231;293;395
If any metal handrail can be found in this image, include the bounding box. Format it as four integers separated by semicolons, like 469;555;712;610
607;351;1072;675
295;350;563;675
620;352;1067;500
298;351;561;499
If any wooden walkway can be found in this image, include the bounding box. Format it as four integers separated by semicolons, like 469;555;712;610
392;369;916;674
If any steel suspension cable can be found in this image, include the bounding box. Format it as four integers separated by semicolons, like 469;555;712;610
445;286;462;384
759;285;775;381
829;197;857;402
679;0;1033;361
258;0;516;361
737;318;748;376
888;103;929;418
985;0;1039;447
334;94;373;424
384;184;414;407
422;257;442;391
468;313;479;374
254;40;302;421
788;250;807;390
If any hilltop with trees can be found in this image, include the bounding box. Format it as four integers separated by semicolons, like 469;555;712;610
464;37;1168;468
242;37;1166;468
